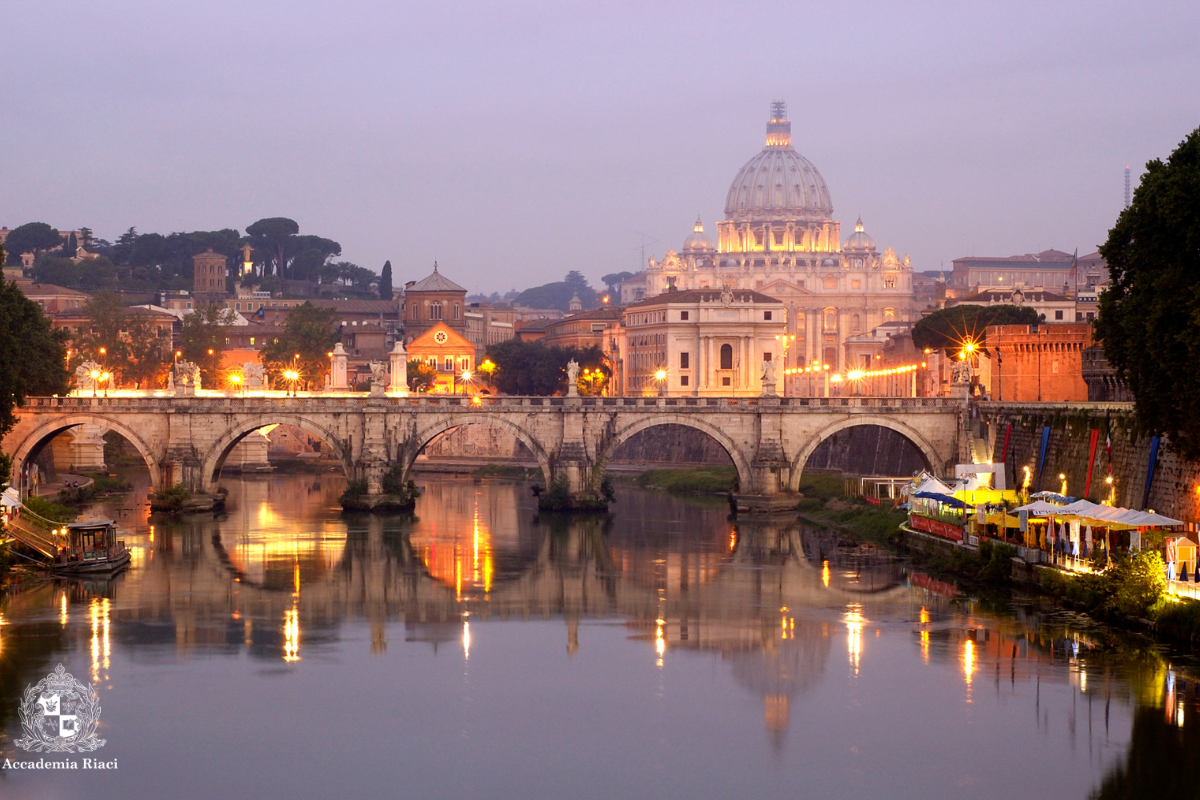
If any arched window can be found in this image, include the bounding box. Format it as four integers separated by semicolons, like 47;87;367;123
430;302;442;320
453;303;461;320
852;313;861;333
720;343;734;370
824;309;837;331
444;357;453;371
883;307;895;322
410;304;418;320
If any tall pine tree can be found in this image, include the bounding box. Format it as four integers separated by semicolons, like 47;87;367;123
379;260;393;301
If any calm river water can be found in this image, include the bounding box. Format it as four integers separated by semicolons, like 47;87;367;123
1;473;1198;799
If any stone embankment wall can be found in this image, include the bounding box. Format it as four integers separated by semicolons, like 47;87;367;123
982;404;1200;521
805;426;927;477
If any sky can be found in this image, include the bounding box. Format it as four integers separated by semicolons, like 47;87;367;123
3;0;1198;294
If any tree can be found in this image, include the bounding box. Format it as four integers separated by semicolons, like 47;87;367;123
259;302;340;390
910;304;1039;352
70;292;130;384
484;339;608;396
513;273;599;312
0;255;69;436
246;217;299;279
379;261;393;301
5;222;65;263
180;305;234;387
1096;127;1200;459
601;271;634;298
407;361;438;393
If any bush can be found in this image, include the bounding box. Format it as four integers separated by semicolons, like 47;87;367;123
339;478;368;505
152;484;192;511
1104;550;1167;618
23;495;73;522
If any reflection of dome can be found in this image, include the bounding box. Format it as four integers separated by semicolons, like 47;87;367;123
682;217;715;253
725;101;833;223
728;623;832;748
843;216;876;252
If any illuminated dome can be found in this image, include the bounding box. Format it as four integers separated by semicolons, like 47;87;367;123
724;102;833;223
843;217;876;252
682;217;715;253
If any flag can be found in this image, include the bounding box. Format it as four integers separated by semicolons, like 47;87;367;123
1105;412;1112;477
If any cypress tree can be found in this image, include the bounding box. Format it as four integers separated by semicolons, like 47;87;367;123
379;260;393;301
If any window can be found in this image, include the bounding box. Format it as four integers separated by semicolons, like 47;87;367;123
720;343;733;370
680;311;689;321
1054;310;1064;320
680;352;689;369
722;376;731;387
884;274;896;289
430;302;442;320
444;357;453;371
883;308;895;322
411;305;418;320
764;311;772;321
680;375;689;387
235;302;241;310
824;309;837;331
824;276;837;289
1086;311;1095;320
763;352;771;362
454;303;461;320
851;280;861;290
249;337;255;346
1052;360;1060;374
852;313;861;333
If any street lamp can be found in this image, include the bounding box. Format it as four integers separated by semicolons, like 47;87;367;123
654;368;667;397
90;369;100;398
230;373;242;396
1059;473;1068;497
284;370;299;397
460;369;472;395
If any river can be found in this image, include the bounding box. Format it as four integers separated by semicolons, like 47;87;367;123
1;472;1197;799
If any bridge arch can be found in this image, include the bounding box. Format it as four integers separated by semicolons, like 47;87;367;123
8;414;163;494
788;416;942;491
201;415;353;493
407;414;553;486
599;415;754;493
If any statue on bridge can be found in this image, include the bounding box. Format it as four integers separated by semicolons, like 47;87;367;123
369;361;389;396
950;357;972;385
174;361;201;394
242;362;267;391
74;361;102;393
566;359;580;397
760;359;777;397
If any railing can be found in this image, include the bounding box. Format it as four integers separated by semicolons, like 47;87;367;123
4;512;59;559
1168;579;1200;601
23;395;964;412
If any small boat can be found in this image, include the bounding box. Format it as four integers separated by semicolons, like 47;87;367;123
48;520;131;574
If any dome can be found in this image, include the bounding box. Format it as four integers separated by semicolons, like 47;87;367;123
682;217;715;253
724;102;833;223
843;216;876;252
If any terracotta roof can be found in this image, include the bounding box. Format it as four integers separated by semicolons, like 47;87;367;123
12;280;89;297
309;298;399;314
625;288;782;308
406;266;466;293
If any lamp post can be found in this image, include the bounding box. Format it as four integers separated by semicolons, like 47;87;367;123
90;369;100;398
654;368;667;397
460;369;472;396
230;374;242;396
284;370;299;397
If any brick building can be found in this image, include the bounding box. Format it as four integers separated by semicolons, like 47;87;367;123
987;323;1092;402
192;249;228;306
402;264;468;345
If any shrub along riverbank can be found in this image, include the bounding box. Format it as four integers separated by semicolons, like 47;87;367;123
632;466;738;495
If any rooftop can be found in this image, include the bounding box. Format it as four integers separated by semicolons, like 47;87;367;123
625;288;783;308
407;263;466;293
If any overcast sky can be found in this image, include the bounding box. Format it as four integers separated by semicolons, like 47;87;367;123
3;0;1198;293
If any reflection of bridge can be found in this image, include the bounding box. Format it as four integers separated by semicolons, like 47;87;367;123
5;395;966;504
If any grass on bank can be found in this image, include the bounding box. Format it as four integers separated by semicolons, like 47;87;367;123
633;466;738;494
794;470;907;545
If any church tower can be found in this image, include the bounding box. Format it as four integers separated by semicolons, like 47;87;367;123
193;249;228;306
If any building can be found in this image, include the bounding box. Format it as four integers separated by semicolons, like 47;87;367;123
1082;345;1132;402
192;249;228;306
464;302;517;361
987;323;1092;402
541;307;623;351
514;317;554;342
949;250;1108;298
948;286;1076;324
405;322;476;394
11;280;89;313
614;287;785;397
402;264;467;345
618;103;913;374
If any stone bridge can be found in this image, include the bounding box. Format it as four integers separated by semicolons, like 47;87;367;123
4;394;967;505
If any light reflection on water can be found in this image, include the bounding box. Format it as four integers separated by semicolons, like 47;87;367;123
0;473;1195;799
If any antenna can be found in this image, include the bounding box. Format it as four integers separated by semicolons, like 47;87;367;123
1124;166;1131;209
633;232;658;270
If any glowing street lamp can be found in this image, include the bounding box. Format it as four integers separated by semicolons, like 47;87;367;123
90;369;101;398
284;370;300;397
654;368;667;396
460;369;472;395
230;374;242;396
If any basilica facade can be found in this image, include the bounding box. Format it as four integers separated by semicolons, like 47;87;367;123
620;102;913;375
